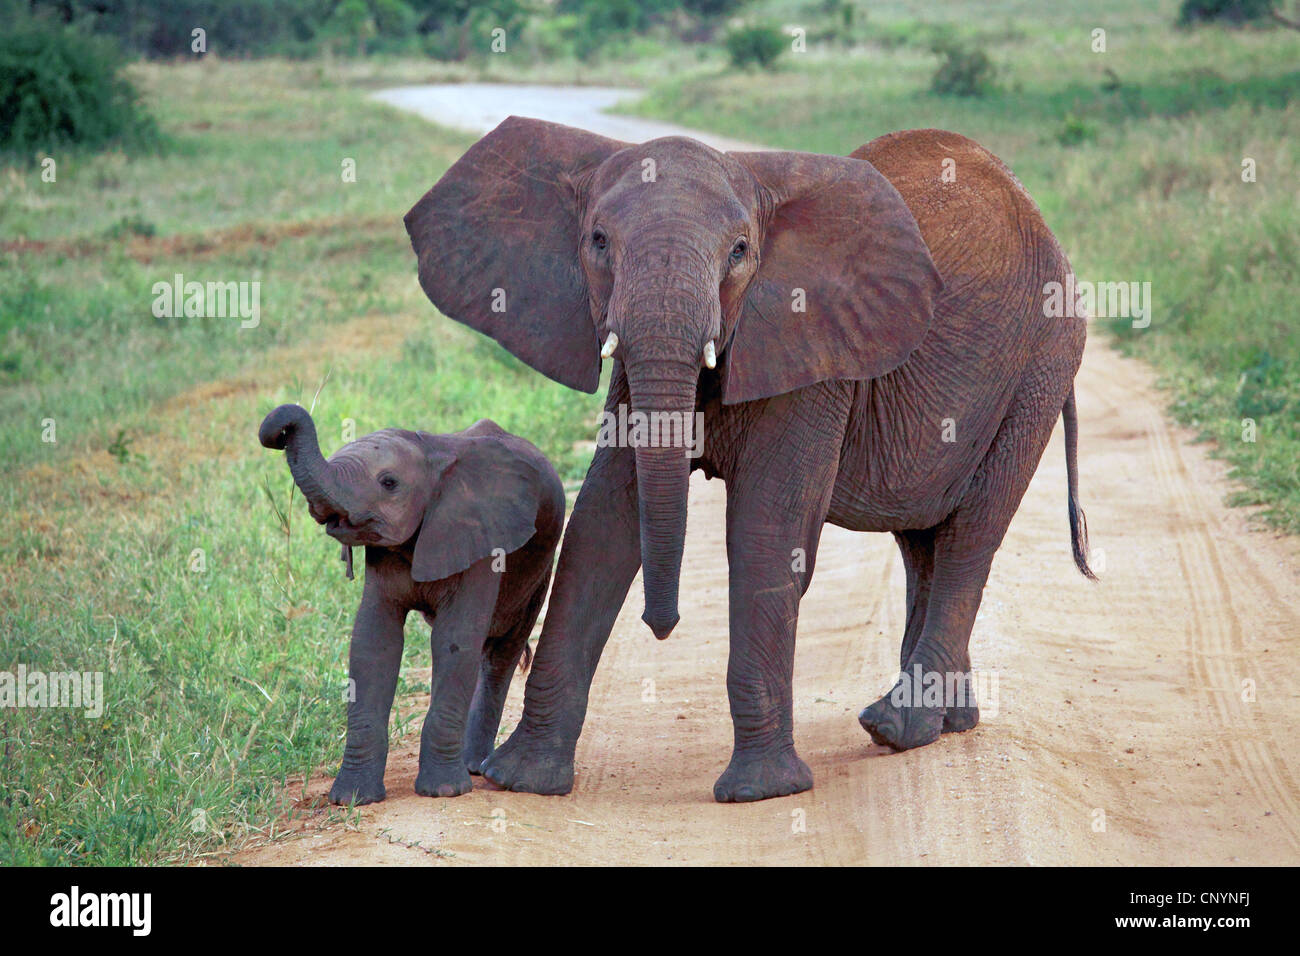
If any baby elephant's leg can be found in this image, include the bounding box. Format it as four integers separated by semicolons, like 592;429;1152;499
416;558;501;798
331;575;407;806
463;579;546;774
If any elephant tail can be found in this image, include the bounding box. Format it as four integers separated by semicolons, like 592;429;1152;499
1064;386;1098;581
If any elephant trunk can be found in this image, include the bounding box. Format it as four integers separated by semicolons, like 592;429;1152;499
624;353;701;642
258;403;353;518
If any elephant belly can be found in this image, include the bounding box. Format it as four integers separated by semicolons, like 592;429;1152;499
826;354;1020;533
485;541;550;637
827;464;976;534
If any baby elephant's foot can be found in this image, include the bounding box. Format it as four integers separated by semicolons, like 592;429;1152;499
858;679;946;751
329;768;386;806
464;748;491;777
480;728;575;795
415;760;474;798
462;723;498;776
713;747;813;803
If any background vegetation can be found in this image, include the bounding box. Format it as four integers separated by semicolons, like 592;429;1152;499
0;15;159;152
5;0;747;59
1;0;1296;864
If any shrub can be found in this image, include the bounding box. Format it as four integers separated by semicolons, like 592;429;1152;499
103;214;158;239
22;0;330;58
684;0;744;15
372;0;419;36
725;24;787;70
559;0;649;34
555;0;650;58
0;17;157;152
321;0;375;55
1178;0;1276;24
1056;113;1098;146
929;39;998;96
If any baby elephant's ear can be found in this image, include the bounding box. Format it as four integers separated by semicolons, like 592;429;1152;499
412;437;540;583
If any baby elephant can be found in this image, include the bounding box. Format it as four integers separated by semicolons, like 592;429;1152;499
258;403;564;803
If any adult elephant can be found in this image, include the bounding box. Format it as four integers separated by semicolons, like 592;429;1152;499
404;118;1094;802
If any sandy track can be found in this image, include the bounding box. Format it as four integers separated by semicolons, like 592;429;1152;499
237;87;1299;866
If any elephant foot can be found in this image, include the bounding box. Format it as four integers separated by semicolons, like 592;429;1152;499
414;761;474;798
941;669;980;733
479;728;575;796
942;704;980;734
858;680;946;751
329;769;386;806
462;719;500;776
465;748;490;776
713;747;813;803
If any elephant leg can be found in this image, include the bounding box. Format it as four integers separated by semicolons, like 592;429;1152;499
938;649;981;734
892;528;975;734
893;528;935;671
860;369;1066;750
714;386;847;803
330;568;407;806
415;558;500;798
463;575;548;774
481;367;641;795
859;538;992;750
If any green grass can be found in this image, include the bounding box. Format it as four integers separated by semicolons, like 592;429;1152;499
626;0;1300;531
0;59;603;865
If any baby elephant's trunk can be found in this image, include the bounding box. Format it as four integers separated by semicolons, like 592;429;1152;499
258;403;353;518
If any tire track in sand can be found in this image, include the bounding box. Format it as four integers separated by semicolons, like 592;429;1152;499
1085;354;1300;849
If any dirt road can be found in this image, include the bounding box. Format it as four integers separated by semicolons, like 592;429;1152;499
238;86;1299;866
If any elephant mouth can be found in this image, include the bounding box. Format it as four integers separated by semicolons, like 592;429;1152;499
323;513;380;546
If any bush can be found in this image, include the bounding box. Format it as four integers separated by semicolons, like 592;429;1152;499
1055;113;1098;146
320;0;376;54
1178;0;1276;24
20;0;331;58
929;39;998;96
554;0;650;58
684;0;744;15
0;17;158;152
725;24;787;69
372;0;419;36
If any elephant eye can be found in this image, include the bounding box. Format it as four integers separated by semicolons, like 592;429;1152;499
729;238;748;266
379;474;399;492
592;229;608;252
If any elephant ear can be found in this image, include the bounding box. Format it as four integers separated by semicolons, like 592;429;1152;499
723;150;942;404
411;430;540;583
404;116;629;394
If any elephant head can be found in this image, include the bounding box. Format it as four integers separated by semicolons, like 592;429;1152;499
258;404;538;581
404;117;941;638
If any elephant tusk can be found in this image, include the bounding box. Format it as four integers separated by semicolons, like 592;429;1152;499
600;332;619;359
702;340;717;370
